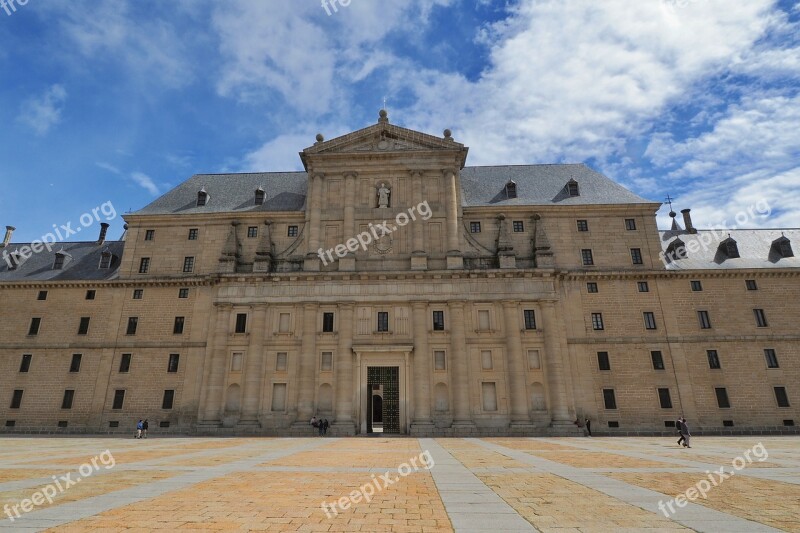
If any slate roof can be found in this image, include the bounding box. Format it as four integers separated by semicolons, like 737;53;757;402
0;241;124;281
132;164;653;216
659;228;800;270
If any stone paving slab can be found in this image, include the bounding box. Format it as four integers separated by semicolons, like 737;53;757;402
0;436;797;531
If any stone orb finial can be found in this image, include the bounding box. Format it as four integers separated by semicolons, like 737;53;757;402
444;129;452;139
379;109;388;118
315;133;324;143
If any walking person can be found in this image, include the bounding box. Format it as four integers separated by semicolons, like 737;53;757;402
310;416;319;436
142;419;149;439
682;418;692;448
135;419;143;439
318;417;324;436
584;417;592;437
323;418;329;436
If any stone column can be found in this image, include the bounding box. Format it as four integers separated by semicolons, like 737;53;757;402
296;303;318;422
411;171;428;270
334;303;355;428
502;301;531;425
202;304;232;422
448;301;473;426
411;301;433;429
541;301;572;424
444;170;462;270
240;304;267;423
340;172;357;271
305;173;323;271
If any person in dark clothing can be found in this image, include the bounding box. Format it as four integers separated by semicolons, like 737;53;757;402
584;417;592;437
677;417;688;447
142;419;149;438
323;419;329;436
318;417;324;436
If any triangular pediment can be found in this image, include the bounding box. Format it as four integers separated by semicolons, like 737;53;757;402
302;121;465;157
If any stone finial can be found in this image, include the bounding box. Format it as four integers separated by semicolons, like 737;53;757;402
444;129;453;141
378;109;389;123
315;133;324;143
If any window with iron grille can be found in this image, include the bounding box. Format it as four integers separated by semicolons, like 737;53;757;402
322;312;334;332
524;309;536;330
235;313;247;333
631;248;643;265
470;222;481;233
587;282;598;293
139;257;150;274
377;312;389;332
188;228;198;240
577;219;589;232
591;313;604;330
432;311;445;331
512;221;524;232
288;225;298;237
183;257;195;273
581;249;594;266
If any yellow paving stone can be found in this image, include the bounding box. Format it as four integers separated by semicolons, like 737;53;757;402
0;469;61;483
524;450;675;468
609;472;800;531
483;437;585;451
435;438;531;469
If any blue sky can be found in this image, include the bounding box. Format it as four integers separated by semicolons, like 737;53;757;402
1;0;798;242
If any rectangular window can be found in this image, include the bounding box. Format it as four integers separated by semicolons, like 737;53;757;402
587;282;598;293
638;281;649;293
62;390;75;410
133;289;143;300
85;289;96;300
188;228;198;240
482;382;498;411
470;221;481;233
183;257;195;273
119;353;132;373
651;350;665;370
11;390;24;409
271;383;287;411
377;312;389;332
168;354;180;373
691;280;703;291
37;290;48;301
235;313;247;333
144;230;155;241
322;312;334;333
139;257;150;274
715;387;731;408
178;288;189;299
19;354;32;373
577;220;589;232
28;317;41;336
746;279;758;290
112;390;125;410
775;387;790;408
764;349;779;368
69;354;82;373
478;310;490;330
247;226;258;238
321;352;333;372
512;221;524;232
434;350;446;371
581;249;594;266
658;388;673;409
698;311;712;329
643;312;657;330
625;218;636;230
173;317;185;335
707;350;721;369
276;352;288;372
78;317;90;335
432;310;445;331
481;350;493;370
754;309;768;327
597;351;611;371
591;313;604;331
631;248;643;265
524;310;536;330
279;313;291;333
287;225;298;237
126;317;138;335
53;255;65;270
99;254;112;269
162;390;175;410
603;389;617;410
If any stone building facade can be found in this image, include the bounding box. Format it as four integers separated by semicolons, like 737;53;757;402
1;112;798;436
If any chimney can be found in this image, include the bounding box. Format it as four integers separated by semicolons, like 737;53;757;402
681;209;697;234
2;226;15;248
97;223;109;245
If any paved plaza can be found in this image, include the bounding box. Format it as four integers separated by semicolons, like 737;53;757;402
0;436;798;532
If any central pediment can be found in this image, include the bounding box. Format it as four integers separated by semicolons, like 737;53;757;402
300;111;468;169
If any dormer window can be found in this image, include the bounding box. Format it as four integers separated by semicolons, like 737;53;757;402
666;238;687;260
504;180;517;199
197;188;209;207
53;250;71;270
773;236;794;258
719;237;740;259
99;249;113;269
255;187;265;206
566;179;580;197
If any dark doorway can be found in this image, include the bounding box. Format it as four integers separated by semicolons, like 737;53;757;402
367;366;399;434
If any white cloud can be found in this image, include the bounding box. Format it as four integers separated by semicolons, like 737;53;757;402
95;162;121;174
130;172;160;196
17;85;68;136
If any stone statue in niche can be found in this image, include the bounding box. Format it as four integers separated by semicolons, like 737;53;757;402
377;183;391;208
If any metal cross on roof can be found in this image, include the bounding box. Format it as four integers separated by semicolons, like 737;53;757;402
665;194;674;211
